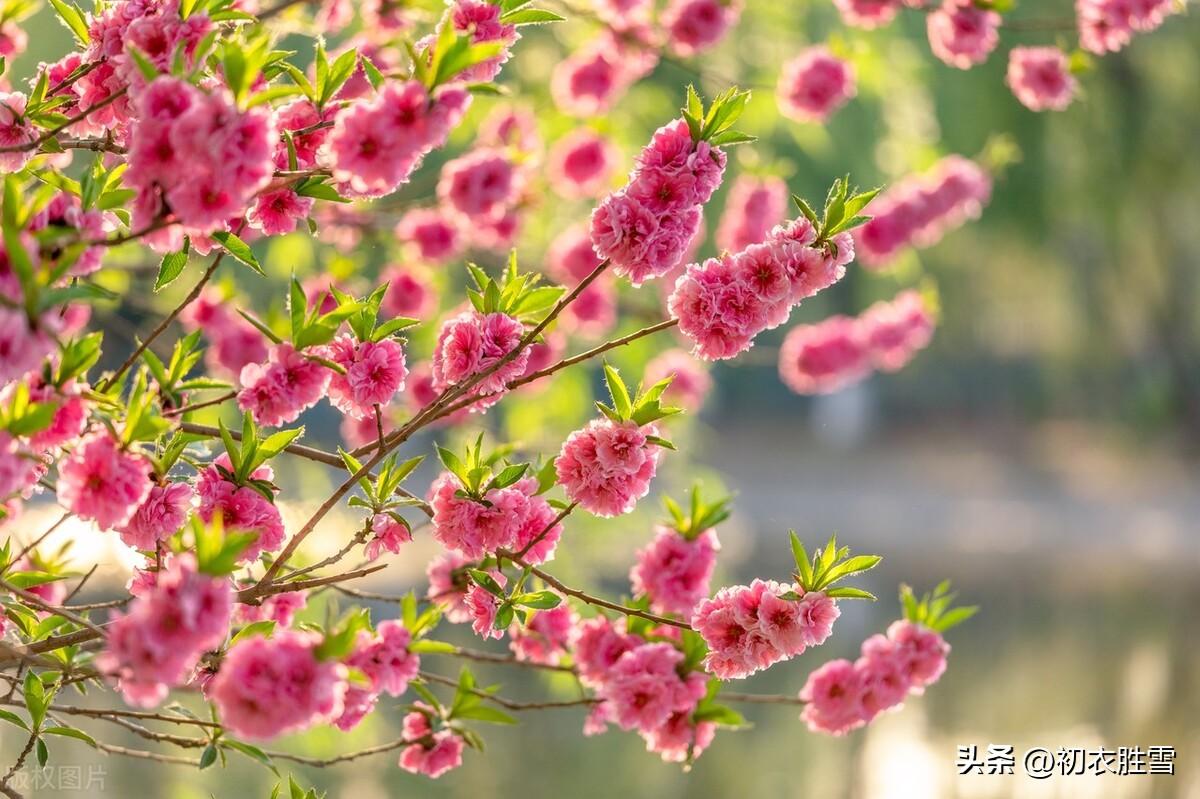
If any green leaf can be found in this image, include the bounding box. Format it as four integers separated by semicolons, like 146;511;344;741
154;245;190;292
231;620;276;645
0;709;29;731
47;0;90;46
199;743;218;770
603;363;632;420
512;590;560;609
467;569;504;597
211;231;263;275
823;586;877;601
790;531;813;588
24;672;48;730
36;737;48;767
408;639;456;654
42;726;97;747
499;7;564;24
932;605;978;632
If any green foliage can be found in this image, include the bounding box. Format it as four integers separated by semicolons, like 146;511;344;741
465;251;565;321
436;434;530;501
595;362;682;434
662;485;732;540
900;581;978;633
682;85;756;146
787;532;882;599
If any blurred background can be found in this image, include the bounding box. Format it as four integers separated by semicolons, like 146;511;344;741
5;0;1200;797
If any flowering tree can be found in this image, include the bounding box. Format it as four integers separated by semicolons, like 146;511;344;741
0;0;1187;794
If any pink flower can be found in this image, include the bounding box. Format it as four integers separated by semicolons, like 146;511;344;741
509;604;575;665
643;711;717;763
365;512;412;561
885;619;950;691
398;710;465;778
426;551;474;623
98;555;232;708
833;0;901;28
438;148;518;222
247;189;314;237
235;591;307;629
0;306;55;386
854;155;992;268
208;630;347;740
333;684;378;731
478;104;542;155
447;0;519;82
348;620;420;696
329;81;471;198
661;0;741;56
16;376;88;453
630;527;720;616
431;310;528;408
859;289;936;372
1006;46;1077;112
325;335;408;419
926;0;1001;70
0;92;35;172
548;129;618;198
556;419;662;517
551;34;654;118
598;642;707;733
778;315;872;395
572;615;638;688
381;264;436;320
116;482;194;551
465;570;507;640
777;47;857;123
799;658;866;735
57;432;153;530
429;471;531;558
196;457;285;562
855;636;912;720
395;208;462;264
716;176;788;254
237;343;332;427
0;433;40;502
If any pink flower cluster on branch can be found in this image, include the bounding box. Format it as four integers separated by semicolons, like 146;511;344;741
854;155;992;269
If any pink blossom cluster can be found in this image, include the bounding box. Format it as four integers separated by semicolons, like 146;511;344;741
552;31;659;118
330;80;471;198
399;706;466;778
234;591;307;629
178;290;268;379
669;216;854;361
437;148;523;236
716;175;788;254
237;343;331;427
1077;0;1175;54
0;432;43;506
573;615;714;761
779;290;935;395
926;1;1001;69
426;551;474;623
324;335;408;419
832;0;905;29
661;0;743;56
549;226;617;338
464;569;507;640
395;208;463;265
365;512;413;561
431;310;529;410
3;375;87;456
591;118;727;285
548;129;619;199
126;78;275;241
630;527;720;616
98;555;232;708
429;473;563;562
335;621;420;730
509;604;576;665
116;482;195;551
196;456;286;563
854;155;992;269
800;620;949;735
777;47;857;124
555;419;662;517
692;582;840;679
56;431;152;531
1006;47;1078;111
208;630;347;740
30;193;115;277
441;0;520;83
381;264;437;320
